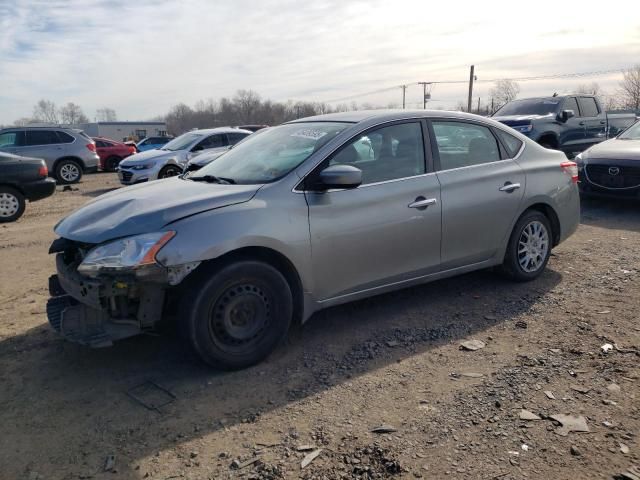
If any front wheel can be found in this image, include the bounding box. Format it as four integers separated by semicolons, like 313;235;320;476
183;261;293;370
158;165;182;179
0;187;26;222
500;211;552;282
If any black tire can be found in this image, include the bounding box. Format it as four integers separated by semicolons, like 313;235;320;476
158;165;182;179
183;261;293;370
0;186;26;222
55;159;82;184
500;210;552;282
105;156;121;172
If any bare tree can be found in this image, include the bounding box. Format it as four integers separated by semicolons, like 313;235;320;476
96;107;117;122
234;90;261;123
32;99;59;124
59;102;89;124
489;79;521;109
575;82;602;96
619;65;640;110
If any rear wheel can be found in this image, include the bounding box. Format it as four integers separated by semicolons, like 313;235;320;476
183;261;293;370
105;156;121;172
500;210;552;282
158;165;182;179
55;159;82;184
0;187;26;222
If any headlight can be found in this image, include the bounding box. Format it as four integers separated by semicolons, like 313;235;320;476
514;124;533;133
131;163;155;170
78;231;175;276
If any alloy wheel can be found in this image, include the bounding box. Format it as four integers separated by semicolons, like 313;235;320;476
60;163;80;182
517;220;549;273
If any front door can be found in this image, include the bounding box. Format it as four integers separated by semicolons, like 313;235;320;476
557;96;586;155
305;121;442;301
578;96;607;148
430;120;525;270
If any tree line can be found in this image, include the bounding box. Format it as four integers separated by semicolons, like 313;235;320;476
12;101;117;126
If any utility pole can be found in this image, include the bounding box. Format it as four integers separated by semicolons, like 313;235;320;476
477;96;481;114
491;97;494;114
467;65;475;113
401;85;407;109
418;82;431;109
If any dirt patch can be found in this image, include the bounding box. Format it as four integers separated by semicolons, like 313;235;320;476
0;174;639;479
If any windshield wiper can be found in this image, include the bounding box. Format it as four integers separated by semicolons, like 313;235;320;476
189;175;236;184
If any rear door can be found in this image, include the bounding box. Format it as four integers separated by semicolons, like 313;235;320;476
578;96;607;147
305;120;442;301
22;130;63;166
430;120;525;270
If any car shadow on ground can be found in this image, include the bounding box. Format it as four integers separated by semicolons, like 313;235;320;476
0;266;562;478
580;196;640;232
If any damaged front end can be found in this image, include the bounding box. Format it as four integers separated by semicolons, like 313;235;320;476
46;234;198;347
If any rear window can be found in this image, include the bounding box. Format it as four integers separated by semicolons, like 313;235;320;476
57;131;75;143
494;129;523;157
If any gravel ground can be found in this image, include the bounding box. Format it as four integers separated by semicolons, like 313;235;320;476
0;173;638;480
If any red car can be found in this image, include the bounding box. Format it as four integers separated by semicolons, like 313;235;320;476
93;137;136;172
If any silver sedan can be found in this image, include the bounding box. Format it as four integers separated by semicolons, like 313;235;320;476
50;110;580;370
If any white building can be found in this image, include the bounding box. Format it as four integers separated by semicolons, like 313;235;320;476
75;121;168;142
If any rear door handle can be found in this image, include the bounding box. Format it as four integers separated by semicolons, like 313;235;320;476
408;197;437;209
578;121;585;126
499;182;521;193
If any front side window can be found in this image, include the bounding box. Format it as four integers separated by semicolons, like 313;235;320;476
197;134;226;150
227;132;250;145
26;130;61;146
563;97;580;116
432;121;501;170
578;97;599;117
326;122;426;185
192;122;350;184
0;131;25;147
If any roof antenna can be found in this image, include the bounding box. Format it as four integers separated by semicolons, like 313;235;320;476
552;92;558;97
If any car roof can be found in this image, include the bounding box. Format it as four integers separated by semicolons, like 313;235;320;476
187;127;253;135
289;109;500;124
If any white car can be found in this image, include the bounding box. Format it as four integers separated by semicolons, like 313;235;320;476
117;127;251;185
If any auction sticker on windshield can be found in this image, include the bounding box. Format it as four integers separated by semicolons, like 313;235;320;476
290;129;328;140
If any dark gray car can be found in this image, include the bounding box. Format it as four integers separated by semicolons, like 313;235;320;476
47;110;580;369
0;127;99;184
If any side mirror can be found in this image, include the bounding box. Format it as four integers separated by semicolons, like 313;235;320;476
317;165;362;190
560;109;575;122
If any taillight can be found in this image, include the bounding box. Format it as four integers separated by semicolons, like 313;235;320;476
561;161;579;183
128;146;136;154
38;164;48;177
86;143;96;152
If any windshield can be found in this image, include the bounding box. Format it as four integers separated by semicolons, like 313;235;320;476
493;99;560;117
190;122;350;184
162;132;203;151
618;121;640;140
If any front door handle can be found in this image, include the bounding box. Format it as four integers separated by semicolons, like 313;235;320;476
408;197;437;209
579;121;585;126
499;182;521;193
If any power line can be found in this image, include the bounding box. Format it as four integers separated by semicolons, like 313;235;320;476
319;67;631;104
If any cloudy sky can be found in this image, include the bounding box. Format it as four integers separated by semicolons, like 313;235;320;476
1;0;639;124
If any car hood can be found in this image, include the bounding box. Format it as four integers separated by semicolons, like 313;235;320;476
492;114;553;124
584;138;640;161
119;149;176;165
54;177;261;244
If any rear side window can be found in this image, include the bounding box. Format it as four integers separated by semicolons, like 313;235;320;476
432;121;501;170
494;129;523;158
26;130;61;146
57;131;75;143
227;132;250;145
0;131;26;147
578;97;599;117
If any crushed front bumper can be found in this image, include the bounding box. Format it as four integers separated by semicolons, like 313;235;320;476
46;253;167;347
